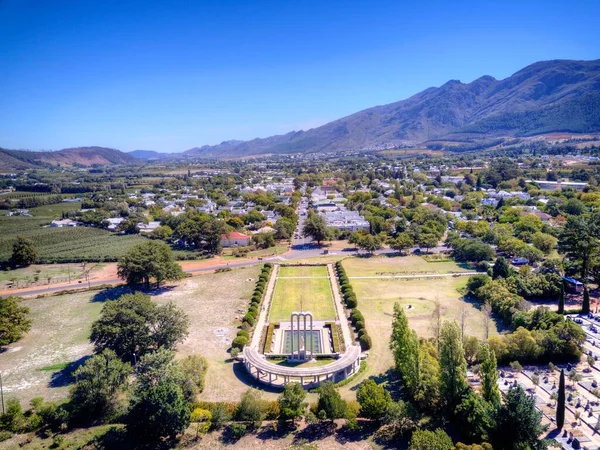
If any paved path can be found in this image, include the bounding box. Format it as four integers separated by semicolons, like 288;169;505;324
348;272;477;279
250;264;279;349
327;263;353;348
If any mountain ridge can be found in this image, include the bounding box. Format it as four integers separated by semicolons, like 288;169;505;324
180;58;600;157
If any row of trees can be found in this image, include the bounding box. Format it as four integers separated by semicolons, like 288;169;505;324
390;304;546;448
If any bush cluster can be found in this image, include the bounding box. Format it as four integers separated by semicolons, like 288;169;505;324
336;261;371;350
233;264;272;351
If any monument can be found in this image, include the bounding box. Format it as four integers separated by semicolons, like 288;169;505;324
289;311;314;361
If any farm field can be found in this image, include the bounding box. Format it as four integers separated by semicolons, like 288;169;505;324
0;263;105;289
339;256;501;385
29;201;82;217
0;216;194;263
269;265;336;322
0;265;262;405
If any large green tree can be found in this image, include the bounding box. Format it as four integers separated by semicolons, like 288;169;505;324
357;379;392;421
277;382;307;425
127;369;190;442
117;241;184;289
0;296;31;347
70;349;131;422
439;321;469;408
317;381;347;422
10;235;38;267
175;212;228;254
559;214;599;292
494;385;545;450
90;292;189;360
302;211;330;245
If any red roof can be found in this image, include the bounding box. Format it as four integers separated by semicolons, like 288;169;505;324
222;232;251;239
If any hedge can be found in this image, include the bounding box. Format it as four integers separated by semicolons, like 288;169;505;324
359;333;372;350
232;336;249;350
237;330;250;339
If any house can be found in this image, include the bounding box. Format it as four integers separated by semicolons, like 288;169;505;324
511;257;529;266
50;219;78;228
221;231;251;248
137;221;161;234
104;217;125;231
562;276;584;294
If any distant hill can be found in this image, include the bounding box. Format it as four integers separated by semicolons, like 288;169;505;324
128;150;171;160
0;146;139;170
182;59;600;158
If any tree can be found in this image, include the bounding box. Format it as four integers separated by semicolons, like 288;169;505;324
558;281;565;315
482;303;493;341
389;232;414;255
237;389;267;426
127;375;190;442
583;285;591;315
277;382;307;425
91;292;189;359
492;257;511;279
179;355;209;395
494;385;544;450
302;211;329;245
430;299;442;345
390;303;420;394
10;235;38;267
532;232;557;255
410;428;453;450
317;381;346;422
455;390;496;443
439;321;468;408
190;408;211;438
70;349;131;422
175;212;228;253
357;234;382;254
479;344;501;406
356;379;392;421
117;241;184;289
0;296;31;347
559;215;599;289
418;232;439;252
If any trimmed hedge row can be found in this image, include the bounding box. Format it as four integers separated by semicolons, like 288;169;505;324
232;263;273;351
335;261;371;351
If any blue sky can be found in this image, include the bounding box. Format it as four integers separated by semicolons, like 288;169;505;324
1;0;599;153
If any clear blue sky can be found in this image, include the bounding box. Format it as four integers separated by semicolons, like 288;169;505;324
1;0;599;153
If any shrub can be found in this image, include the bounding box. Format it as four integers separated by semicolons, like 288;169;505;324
345;296;358;308
237;329;250;339
350;309;364;324
232;336;249;350
243;314;255;327
359;333;372;350
355;320;365;331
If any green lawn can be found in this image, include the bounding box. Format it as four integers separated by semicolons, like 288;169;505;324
278;265;329;278
269;265;336;322
30;201;82;217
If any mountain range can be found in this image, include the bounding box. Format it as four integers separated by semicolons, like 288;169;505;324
1;59;599;169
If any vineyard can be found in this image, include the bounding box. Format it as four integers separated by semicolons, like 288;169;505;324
0;216;196;263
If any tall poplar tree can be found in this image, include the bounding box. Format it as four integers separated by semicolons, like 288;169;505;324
480;344;501;406
389;302;419;394
439;321;468;408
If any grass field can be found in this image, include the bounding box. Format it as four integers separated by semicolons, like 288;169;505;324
0;265;261;405
269;265;336;322
339;256;501;385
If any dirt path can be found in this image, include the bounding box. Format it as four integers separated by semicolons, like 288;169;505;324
327;263;353;348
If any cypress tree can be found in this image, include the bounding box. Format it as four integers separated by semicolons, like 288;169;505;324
583;285;591;315
480;344;501;406
557;369;565;430
558;282;565;315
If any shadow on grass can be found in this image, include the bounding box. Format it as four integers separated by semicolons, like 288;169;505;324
292;421;336;444
47;355;90;388
335;420;379;444
232;361;284;393
91;285;177;303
